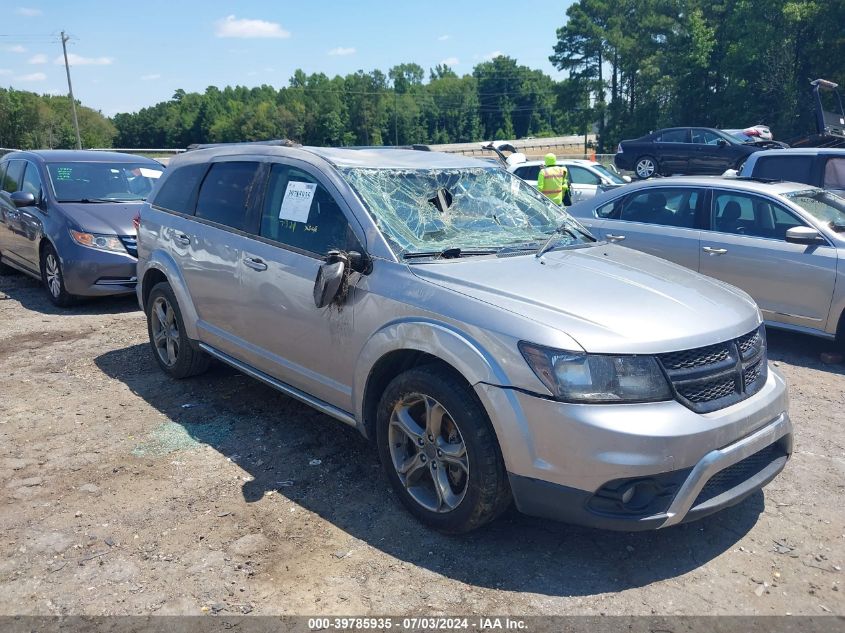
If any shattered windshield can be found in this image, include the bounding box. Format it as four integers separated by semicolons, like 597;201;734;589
340;166;590;256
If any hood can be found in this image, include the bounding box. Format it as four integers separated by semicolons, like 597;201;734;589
409;244;760;354
58;201;141;236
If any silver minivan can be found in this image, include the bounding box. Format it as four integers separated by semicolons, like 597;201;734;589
137;146;791;533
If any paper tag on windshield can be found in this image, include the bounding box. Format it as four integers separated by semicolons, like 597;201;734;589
279;182;316;222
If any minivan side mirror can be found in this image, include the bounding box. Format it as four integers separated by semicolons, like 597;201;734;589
313;250;348;308
785;226;826;245
11;191;36;208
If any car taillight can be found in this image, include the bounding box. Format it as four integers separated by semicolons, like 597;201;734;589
132;213;141;231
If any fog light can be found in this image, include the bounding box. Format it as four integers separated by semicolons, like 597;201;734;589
621;485;636;504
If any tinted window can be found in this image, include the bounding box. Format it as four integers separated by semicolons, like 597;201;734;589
569;166;601;185
0;163;6;191
260;164;359;255
658;129;688;143
753;156;813;184
823;157;845;188
21;162;42;199
514;165;542;181
619;188;700;228
153;163;208;214
596;197;623;219
195;162;260;230
711;191;805;240
691;129;722;145
2;160;25;193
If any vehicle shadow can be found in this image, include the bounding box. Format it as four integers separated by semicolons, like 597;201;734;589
0;268;138;315
95;342;765;597
766;327;844;375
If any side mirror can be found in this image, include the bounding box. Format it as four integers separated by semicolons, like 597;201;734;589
11;191;36;208
785;226;826;245
717;138;728;147
313;251;348;308
622;175;632;183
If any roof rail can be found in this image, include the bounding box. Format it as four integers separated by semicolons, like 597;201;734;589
185;139;300;151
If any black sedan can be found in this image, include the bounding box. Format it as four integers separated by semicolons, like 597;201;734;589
614;127;762;179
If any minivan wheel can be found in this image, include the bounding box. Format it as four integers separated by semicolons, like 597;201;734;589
146;282;210;378
376;366;511;533
40;243;75;307
634;156;658;179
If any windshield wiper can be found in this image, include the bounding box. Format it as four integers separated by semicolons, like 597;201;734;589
535;225;593;258
58;197;138;203
402;247;497;260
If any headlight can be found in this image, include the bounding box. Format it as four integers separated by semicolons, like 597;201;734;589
519;342;673;403
69;230;126;253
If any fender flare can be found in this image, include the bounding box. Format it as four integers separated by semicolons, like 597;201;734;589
352;317;510;425
139;249;200;341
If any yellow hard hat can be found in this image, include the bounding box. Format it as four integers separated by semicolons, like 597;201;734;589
544;153;557;166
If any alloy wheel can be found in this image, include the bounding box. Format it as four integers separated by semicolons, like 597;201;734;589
45;253;62;298
636;158;656;178
151;296;181;367
388;393;469;513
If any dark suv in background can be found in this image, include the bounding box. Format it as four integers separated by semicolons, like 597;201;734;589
0;150;163;306
740;148;845;195
615;127;762;179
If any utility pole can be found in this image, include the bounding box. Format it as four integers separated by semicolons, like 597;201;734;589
61;31;82;150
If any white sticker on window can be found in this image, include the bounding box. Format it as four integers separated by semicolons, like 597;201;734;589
279;181;317;222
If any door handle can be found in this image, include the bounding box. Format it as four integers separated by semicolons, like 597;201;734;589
606;234;626;241
702;246;728;255
243;256;268;271
173;233;190;246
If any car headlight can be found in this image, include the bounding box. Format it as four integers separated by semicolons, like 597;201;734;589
519;342;673;403
69;230;126;253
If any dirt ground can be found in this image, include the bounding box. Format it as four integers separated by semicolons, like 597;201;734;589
0;269;843;618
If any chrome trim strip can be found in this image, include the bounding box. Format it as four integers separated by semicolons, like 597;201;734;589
660;412;791;527
198;343;357;428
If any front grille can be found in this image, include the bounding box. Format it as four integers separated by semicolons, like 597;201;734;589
658;326;767;413
692;442;786;507
119;235;137;258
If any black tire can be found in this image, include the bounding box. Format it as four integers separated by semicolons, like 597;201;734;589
40;242;76;307
146;281;210;378
634;155;659;179
376;365;511;533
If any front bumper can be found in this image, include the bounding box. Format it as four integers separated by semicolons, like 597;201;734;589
60;243;138;297
475;364;791;530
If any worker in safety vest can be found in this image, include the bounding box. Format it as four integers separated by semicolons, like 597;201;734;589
537;153;569;206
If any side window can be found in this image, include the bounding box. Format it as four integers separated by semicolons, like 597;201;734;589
152;163;208;214
658;129;688;143
259;163;359;255
2;160;25;193
515;165;541;181
0;163;6;192
195;162;260;230
596;196;624;219
753;156;813;184
823;157;845;188
691;129;721;145
619;188;700;228
21;162;43;200
711;191;804;240
568;166;601;185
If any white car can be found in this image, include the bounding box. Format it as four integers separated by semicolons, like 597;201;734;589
509;159;631;204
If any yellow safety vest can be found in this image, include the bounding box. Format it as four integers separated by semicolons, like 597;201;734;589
537;165;568;205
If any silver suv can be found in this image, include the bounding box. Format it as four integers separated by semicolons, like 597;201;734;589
137;145;792;533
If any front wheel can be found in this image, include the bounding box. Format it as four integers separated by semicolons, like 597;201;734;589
146;281;210;378
376;366;511;533
41;243;76;307
634;156;658;179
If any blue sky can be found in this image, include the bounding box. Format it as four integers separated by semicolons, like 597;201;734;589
0;0;575;117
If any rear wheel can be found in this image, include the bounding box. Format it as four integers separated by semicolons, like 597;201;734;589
376;366;511;533
40;243;76;307
146;281;210;378
634;156;658;179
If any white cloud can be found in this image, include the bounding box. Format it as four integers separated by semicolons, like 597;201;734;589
0;69;12;76
28;53;47;64
215;15;290;39
54;53;113;66
328;46;355;56
482;50;504;60
440;57;459;67
5;45;26;53
140;73;161;81
16;7;43;16
16;72;46;81
438;35;450;41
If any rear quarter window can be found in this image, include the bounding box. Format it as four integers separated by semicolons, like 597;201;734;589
751;156;814;185
151;163;208;214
